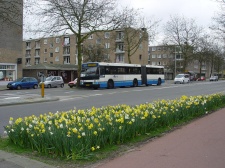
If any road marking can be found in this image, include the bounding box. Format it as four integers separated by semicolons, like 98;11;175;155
4;97;20;99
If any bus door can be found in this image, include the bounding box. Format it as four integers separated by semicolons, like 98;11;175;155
141;65;147;85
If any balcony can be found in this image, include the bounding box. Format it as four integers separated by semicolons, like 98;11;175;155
115;38;123;42
26;47;31;50
34;55;40;58
25;54;31;58
63;53;70;56
115;48;125;54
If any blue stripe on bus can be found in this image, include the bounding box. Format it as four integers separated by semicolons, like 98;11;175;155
98;80;142;88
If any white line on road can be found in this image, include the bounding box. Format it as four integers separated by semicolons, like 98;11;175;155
4;97;20;99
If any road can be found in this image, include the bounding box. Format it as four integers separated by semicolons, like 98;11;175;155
0;81;225;135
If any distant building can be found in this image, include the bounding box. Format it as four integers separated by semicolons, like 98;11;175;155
0;0;23;82
148;45;211;80
23;28;149;83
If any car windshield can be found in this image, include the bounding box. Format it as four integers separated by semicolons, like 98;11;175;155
14;78;23;82
175;74;184;78
45;76;54;81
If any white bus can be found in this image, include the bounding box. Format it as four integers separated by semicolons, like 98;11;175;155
80;62;165;89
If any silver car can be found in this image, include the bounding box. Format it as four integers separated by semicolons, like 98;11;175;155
39;76;64;88
174;74;190;84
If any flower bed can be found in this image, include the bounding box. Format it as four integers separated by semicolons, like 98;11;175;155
4;94;225;160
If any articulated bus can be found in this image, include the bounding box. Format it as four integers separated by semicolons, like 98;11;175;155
80;62;165;89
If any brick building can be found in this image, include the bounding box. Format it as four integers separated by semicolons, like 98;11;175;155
23;28;149;83
148;45;211;80
0;0;23;82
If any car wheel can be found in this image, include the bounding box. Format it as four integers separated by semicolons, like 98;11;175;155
69;86;73;88
61;83;64;88
33;84;38;89
47;84;51;88
17;85;21;90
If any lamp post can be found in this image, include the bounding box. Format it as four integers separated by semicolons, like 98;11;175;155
174;46;177;77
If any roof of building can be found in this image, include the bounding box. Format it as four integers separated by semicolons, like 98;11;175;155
23;63;78;70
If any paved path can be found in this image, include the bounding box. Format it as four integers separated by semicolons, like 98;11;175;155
93;108;225;168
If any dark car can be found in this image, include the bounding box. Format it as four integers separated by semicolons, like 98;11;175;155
68;78;77;88
7;77;38;90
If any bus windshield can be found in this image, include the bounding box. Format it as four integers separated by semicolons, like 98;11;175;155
81;67;98;77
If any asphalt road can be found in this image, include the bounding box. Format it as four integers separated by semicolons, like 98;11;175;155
0;81;225;135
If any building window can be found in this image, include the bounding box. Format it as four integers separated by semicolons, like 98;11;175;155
116;55;124;62
152;47;156;51
50;52;53;57
26;42;31;49
35;41;40;48
157;54;161;58
88;34;93;39
44;49;47;53
44;39;47;44
157;47;161;51
55;47;59;52
64;56;70;64
163;54;167;58
105;43;110;49
139;55;142;60
168;54;173;58
152;62;156;65
105;32;110;38
50;43;53;48
116;32;124;40
63;37;70;46
152;54;156;58
55;56;59;62
26;58;31;65
35;58;40;65
63;47;70;54
96;38;101;44
44;57;47;62
55;38;60;43
35;49;40;57
50;62;53;64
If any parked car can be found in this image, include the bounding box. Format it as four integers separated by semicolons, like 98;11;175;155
7;77;38;90
197;76;206;81
209;76;218;81
68;78;77;88
174;74;190;84
39;76;64;88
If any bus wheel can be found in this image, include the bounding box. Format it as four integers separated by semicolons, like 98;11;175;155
107;80;114;89
133;79;138;87
157;78;162;85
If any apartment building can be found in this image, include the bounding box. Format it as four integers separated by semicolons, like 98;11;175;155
149;45;211;80
23;28;149;83
0;0;23;82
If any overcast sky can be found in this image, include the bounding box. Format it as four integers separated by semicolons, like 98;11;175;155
121;0;220;44
24;0;221;43
122;0;219;27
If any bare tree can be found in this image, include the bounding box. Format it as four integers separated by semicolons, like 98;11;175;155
163;15;202;72
114;7;159;63
29;0;127;87
193;34;213;77
82;43;111;62
211;0;225;39
0;0;23;28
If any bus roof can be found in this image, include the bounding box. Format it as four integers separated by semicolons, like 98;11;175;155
83;62;164;68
